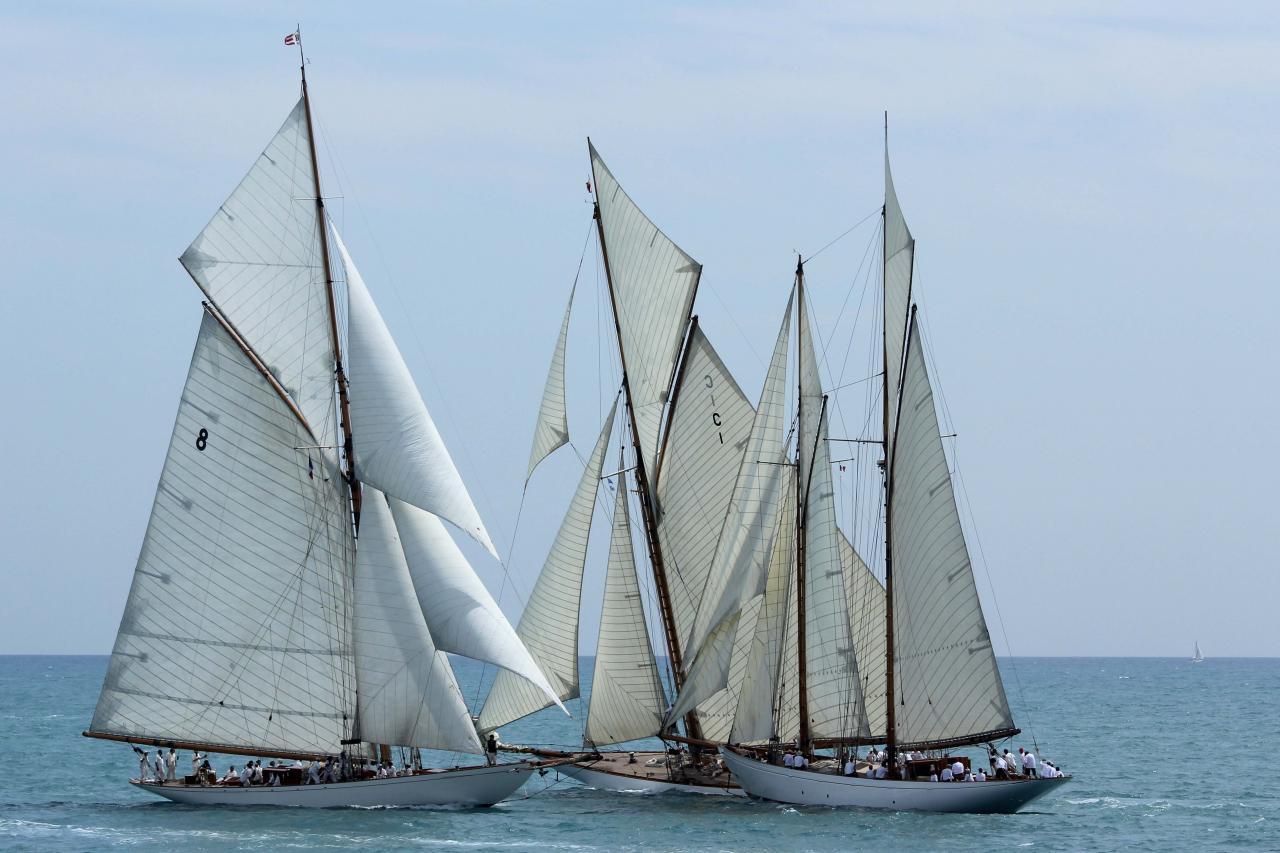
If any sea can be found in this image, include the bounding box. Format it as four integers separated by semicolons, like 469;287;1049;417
1;655;1276;852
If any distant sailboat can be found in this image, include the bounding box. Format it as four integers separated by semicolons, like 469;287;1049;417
1193;642;1204;662
83;42;566;807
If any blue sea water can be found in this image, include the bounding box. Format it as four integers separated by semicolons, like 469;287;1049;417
1;655;1276;852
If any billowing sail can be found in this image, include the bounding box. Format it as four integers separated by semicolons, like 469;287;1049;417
478;401;618;732
797;293;866;740
584;478;667;746
178;99;337;445
388;498;563;712
333;227;498;559
841;532;887;739
664;297;794;727
890;317;1013;747
90;310;356;757
526;284;574;482
352;488;483;753
590;143;700;478
730;486;797;744
654;324;755;653
883;153;915;455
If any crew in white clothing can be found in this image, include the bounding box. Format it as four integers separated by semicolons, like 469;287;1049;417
940;766;954;782
929;772;938;782
164;748;177;781
1021;749;1037;777
153;752;165;782
137;749;150;782
994;755;1010;779
951;760;964;778
220;766;239;785
843;758;856;776
873;765;888;779
307;763;322;785
976;768;987;781
1003;750;1018;776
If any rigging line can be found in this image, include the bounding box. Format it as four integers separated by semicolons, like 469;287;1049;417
312;113;514;563
701;281;767;368
802;206;882;265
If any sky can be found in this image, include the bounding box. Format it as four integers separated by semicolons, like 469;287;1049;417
2;2;1277;658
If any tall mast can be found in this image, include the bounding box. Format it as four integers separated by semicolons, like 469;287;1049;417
592;199;702;742
298;37;362;527
881;112;898;763
794;256;810;753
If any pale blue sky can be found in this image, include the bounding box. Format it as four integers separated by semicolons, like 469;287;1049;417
3;2;1276;656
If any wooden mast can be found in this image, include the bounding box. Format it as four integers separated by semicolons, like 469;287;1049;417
298;35;361;530
794;256;811;753
882;112;898;766
590;179;702;742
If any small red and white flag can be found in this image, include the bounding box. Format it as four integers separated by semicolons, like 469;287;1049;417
284;32;299;46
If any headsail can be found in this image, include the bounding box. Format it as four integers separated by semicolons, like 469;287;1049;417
90;310;356;757
478;401;618;732
178;99;337;446
526;285;574;482
889;316;1013;748
590;142;700;479
388;498;563;712
584;477;667;746
334;226;499;559
352;487;484;753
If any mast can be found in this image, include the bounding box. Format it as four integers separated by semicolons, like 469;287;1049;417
881;112;898;764
592;199;701;741
794;256;810;753
298;35;361;528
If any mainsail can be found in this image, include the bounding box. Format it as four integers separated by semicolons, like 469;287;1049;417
335;226;499;559
883;152;915;456
478;401;618;732
526;285;574;482
584;477;667;746
590;142;700;479
90;309;356;757
178;98;337;446
889;316;1013;747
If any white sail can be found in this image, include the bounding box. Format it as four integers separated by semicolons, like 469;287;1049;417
388;498;563;712
91;310;356;756
797;295;867;741
333;226;498;559
590;143;700;479
478;401;618;732
730;487;798;744
654;325;755;653
584;478;667;746
884;153;915;456
178;99;337;445
527;284;574;482
352;487;483;753
890;317;1013;747
841;532;887;739
690;593;765;742
664;297;794;726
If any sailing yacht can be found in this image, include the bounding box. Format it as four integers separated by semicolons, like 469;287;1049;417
718;137;1069;813
476;143;764;795
83;54;567;807
1193;642;1205;662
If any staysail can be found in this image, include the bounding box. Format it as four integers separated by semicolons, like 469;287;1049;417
584;477;668;746
590;142;700;479
526;284;574;482
334;226;499;559
352;487;483;753
178;98;337;446
889;316;1013;748
388;498;562;711
478;401;618;732
90;309;356;757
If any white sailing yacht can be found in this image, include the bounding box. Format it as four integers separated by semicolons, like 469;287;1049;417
83;55;566;807
1193;642;1204;662
475;143;779;795
718;136;1069;813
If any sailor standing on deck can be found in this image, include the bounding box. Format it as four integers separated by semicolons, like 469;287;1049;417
153;751;165;782
135;747;150;781
165;748;177;781
1021;748;1037;777
486;733;499;766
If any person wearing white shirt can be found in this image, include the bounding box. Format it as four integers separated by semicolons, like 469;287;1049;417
976;768;987;781
137;749;150;782
843;758;856;776
1003;750;1018;776
873;765;888;779
951;760;964;777
929;772;938;782
795;754;808;770
994;755;1010;779
307;763;321;785
153;752;165;782
164;748;177;781
782;751;795;768
1021;748;1037;777
940;766;954;782
964;771;975;782
220;766;239;785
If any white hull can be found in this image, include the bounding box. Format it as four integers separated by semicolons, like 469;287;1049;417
720;747;1067;813
131;762;539;807
557;761;744;797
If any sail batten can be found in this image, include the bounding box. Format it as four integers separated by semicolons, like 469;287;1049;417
478;402;618;732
